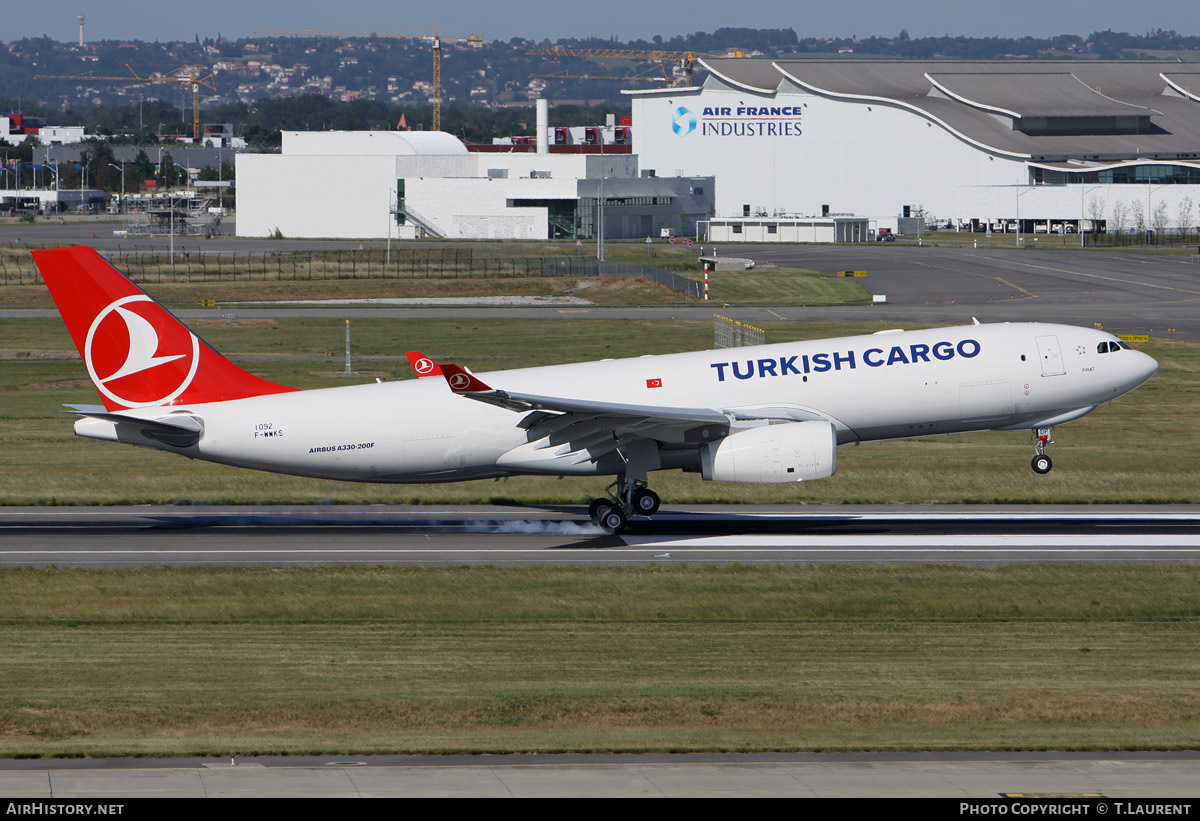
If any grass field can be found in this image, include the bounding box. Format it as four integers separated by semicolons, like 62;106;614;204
2;565;1198;756
2;234;1197;760
0;267;868;308
0;317;1192;505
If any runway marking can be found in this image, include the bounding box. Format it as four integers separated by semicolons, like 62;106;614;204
622;535;1200;548
907;259;1040;298
5;537;1200;556
973;254;1200;297
5;511;1198;521
994;277;1038;298
729;512;1200;521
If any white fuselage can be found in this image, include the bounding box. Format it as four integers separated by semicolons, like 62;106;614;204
77;322;1158;484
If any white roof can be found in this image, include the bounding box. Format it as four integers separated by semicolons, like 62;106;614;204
282;130;468;156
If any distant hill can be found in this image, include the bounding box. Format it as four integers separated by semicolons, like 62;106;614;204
2;27;1197;142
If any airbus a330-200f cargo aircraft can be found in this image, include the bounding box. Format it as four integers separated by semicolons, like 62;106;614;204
34;246;1159;532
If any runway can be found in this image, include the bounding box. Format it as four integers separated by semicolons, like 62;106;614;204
4;504;1200;567
2;752;1199;798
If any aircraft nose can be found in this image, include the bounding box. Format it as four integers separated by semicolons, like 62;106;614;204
1131;350;1158;387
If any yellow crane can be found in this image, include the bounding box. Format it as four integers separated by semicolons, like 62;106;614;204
35;65;217;142
531;65;673;84
254;29;483;131
526;47;742;87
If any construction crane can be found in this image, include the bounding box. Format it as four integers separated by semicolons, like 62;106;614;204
254;29;484;131
527;47;742;87
530;65;673;85
35;66;217;142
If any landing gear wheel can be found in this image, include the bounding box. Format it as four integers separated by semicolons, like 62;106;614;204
1032;454;1053;474
597;505;628;533
631;488;661;516
588;498;610;521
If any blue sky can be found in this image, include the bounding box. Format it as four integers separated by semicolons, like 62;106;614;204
8;1;1200;44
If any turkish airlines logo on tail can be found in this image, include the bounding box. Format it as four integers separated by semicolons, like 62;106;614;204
84;295;200;407
448;373;472;390
413;357;436;375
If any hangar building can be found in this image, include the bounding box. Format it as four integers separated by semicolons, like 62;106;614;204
628;59;1200;235
237;127;712;241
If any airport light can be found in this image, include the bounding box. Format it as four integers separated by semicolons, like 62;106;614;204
1014;184;1037;247
108;163;125;214
1080;184;1102;248
596;165;613;262
1147;182;1169;245
44;147;57;192
597;173;604;262
165;163;189;267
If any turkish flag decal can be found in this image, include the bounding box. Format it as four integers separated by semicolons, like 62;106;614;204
646;378;663;388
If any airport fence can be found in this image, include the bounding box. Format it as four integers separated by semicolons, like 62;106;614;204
1085;228;1200;248
0;247;703;298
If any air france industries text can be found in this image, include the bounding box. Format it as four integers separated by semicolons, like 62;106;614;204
687;106;802;138
701;122;802;137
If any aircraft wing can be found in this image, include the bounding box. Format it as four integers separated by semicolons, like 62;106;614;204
438;364;823;466
441;364;725;421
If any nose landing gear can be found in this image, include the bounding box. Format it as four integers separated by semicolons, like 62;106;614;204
1031;427;1054;474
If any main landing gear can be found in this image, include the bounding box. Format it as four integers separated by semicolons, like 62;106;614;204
588;476;661;533
1031;427;1054;474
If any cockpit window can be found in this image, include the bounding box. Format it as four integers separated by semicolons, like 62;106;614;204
1118;341;1131;350
1098;342;1109;354
1098;341;1123;353
1109;341;1122;352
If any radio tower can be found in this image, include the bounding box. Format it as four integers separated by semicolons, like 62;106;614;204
78;13;85;47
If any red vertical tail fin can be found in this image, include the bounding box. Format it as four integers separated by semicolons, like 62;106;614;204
33;246;297;411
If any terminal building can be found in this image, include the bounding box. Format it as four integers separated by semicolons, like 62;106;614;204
627;58;1200;236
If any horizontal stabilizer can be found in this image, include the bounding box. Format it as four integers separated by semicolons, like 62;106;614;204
66;404;205;446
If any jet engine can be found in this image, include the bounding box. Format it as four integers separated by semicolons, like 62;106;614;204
700;421;837;483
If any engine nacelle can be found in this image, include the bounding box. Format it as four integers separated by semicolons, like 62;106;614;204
700;421;837;483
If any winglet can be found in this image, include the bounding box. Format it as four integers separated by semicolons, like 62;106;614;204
441;363;494;393
405;351;443;378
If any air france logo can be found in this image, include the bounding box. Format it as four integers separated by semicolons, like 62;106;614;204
449;373;471;390
672;106;697;136
413;357;436;375
84;295;200;407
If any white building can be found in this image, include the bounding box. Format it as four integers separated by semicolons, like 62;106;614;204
628;59;1200;235
0;187;106;213
237;127;712;241
707;215;870;243
37;125;88;145
0;116;88;146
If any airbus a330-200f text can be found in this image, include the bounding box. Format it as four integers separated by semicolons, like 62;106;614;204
34;246;1159;532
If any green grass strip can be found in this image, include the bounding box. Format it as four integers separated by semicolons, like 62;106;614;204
1;566;1199;756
